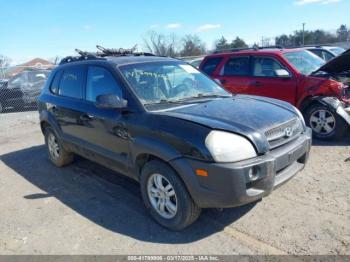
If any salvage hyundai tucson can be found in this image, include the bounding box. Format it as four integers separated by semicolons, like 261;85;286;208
38;46;312;230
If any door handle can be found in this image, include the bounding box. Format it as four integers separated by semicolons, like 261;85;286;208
253;81;262;87
80;114;95;121
51;106;58;114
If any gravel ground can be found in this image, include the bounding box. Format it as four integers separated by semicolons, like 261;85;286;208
0;111;349;255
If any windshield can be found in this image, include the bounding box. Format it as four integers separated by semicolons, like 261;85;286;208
330;47;345;56
119;61;230;105
283;50;325;75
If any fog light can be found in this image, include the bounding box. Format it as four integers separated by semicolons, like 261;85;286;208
248;166;259;181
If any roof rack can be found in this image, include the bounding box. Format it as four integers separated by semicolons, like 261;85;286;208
213;45;284;54
59;45;156;65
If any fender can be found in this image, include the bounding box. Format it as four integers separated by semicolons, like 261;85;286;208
129;136;205;206
39;110;63;139
130;136;182;165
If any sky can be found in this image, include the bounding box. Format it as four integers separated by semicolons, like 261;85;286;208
0;0;349;64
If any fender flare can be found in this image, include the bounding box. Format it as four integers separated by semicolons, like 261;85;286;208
39;110;63;139
129;137;202;200
130;137;182;166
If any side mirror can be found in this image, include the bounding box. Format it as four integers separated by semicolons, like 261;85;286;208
275;69;291;78
95;94;128;109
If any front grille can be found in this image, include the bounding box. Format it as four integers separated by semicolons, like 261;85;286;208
265;118;303;149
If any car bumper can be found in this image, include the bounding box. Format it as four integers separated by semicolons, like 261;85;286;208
170;128;312;208
338;104;350;125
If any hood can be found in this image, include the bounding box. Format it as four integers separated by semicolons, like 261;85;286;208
158;95;299;153
316;48;350;74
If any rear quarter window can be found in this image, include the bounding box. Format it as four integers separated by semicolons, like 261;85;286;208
200;57;223;75
50;70;63;94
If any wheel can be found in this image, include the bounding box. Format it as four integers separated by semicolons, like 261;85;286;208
305;104;348;140
0;102;3;113
140;160;201;231
44;127;74;167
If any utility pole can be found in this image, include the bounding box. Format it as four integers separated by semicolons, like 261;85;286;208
302;23;306;46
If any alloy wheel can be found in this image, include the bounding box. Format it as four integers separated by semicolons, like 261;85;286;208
309;109;336;135
47;133;60;159
147;173;177;219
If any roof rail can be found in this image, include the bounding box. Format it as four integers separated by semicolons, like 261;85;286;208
213;47;257;54
259;45;284;49
213;45;284;54
59;45;156;65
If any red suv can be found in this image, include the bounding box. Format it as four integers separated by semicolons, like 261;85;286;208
199;48;350;140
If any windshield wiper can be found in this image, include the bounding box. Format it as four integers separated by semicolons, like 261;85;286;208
144;93;232;106
174;93;232;102
144;99;186;105
196;93;233;98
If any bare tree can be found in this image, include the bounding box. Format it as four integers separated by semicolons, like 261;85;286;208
143;31;180;57
180;35;206;57
0;55;11;79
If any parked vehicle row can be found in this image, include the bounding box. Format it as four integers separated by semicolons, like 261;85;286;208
38;46;311;230
199;47;350;140
0;70;50;113
304;45;345;61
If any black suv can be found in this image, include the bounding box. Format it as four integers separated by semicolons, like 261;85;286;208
38;47;312;230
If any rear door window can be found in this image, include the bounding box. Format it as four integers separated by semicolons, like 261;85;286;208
221;56;250;76
58;66;85;99
201;57;223;75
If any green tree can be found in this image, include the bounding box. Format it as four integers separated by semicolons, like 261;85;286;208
230;37;248;48
215;36;230;50
337;24;349;42
275;34;292;47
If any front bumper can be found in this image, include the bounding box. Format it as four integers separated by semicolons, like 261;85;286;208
170;128;312;208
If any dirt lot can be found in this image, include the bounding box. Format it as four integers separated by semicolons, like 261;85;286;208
0;111;349;255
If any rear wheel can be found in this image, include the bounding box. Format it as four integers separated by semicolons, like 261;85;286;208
44;127;74;167
140;160;201;231
305;104;348;140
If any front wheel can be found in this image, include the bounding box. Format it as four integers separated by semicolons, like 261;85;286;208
305;104;348;140
140;160;201;231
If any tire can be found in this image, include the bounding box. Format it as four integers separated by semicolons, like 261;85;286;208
44;127;74;167
140;160;201;231
0;102;3;113
304;104;348;140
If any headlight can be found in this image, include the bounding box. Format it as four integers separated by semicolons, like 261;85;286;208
294;106;305;127
205;131;257;163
